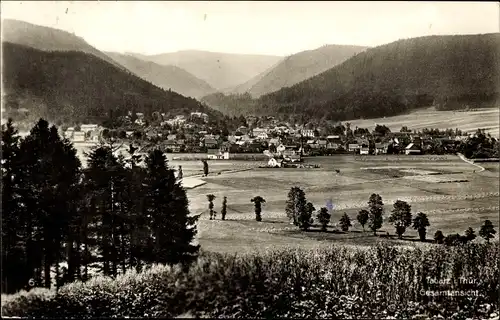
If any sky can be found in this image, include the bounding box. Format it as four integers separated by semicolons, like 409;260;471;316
1;1;499;56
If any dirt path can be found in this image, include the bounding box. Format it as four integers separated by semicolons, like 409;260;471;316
457;153;486;173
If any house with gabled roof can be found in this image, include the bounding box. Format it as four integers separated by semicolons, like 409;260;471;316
405;143;421;155
204;138;218;149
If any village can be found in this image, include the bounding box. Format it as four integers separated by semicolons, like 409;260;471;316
55;110;473;162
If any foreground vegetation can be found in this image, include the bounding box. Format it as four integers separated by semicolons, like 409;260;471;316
2;118;198;294
2;243;498;319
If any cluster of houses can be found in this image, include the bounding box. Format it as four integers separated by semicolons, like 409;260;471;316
63;124;101;142
58;111;472;160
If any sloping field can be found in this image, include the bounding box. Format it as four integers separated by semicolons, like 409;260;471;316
186;154;499;253
348;107;499;137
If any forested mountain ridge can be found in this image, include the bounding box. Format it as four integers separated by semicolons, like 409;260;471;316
259;33;500;120
2;19;123;70
105;52;217;99
2;42;218;125
232;44;368;97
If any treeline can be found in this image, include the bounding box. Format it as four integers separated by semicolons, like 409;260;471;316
1;42;217;126
1;118;199;294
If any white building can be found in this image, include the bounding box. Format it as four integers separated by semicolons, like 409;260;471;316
301;129;315;138
73;131;86;142
80;124;99;133
268;158;283;168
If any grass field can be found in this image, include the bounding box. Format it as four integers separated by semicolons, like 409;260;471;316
184;154;499;254
348;107;499;137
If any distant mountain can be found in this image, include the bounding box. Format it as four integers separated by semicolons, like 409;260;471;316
200;92;259;117
105;52;217;99
2;42;218;125
202;34;500;120
228;58;284;95
1;19;122;70
136;50;283;90
231;44;368;97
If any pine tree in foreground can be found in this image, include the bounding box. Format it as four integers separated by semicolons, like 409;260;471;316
144;149;200;265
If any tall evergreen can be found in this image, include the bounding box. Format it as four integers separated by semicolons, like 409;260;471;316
17;119;81;288
84;145;124;276
143;149;199;265
1;119;26;293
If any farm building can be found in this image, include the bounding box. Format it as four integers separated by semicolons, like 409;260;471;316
348;144;361;152
317;140;328;149
375;143;388;154
405;143;421;155
204;138;218;149
80;124;98;133
207;148;222;159
73;131;86;142
267;158;283;168
165;140;181;153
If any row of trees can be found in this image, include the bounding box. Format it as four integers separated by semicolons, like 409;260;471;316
283;187;497;243
2;118;199;294
206;195;266;222
434;220;497;245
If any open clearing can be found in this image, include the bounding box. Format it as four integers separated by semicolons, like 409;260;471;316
183;154;499;254
347;107;499;137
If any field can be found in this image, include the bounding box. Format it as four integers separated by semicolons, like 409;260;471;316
348;107;499;137
181;154;500;254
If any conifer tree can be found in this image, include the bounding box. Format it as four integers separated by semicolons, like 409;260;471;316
251;196;266;222
1;119;26;293
144;149;199;265
17;119;81;288
207;194;216;220
221;196;227;220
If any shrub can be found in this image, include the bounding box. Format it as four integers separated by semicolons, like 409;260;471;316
434;230;445;244
479;220;496;243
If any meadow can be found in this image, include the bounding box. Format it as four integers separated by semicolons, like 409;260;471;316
184;154;500;254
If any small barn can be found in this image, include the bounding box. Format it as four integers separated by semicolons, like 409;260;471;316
405;143;421;155
267;158;283;168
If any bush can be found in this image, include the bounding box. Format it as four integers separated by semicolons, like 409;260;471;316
2;244;498;319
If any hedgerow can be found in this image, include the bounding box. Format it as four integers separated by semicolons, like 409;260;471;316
2;243;498;319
